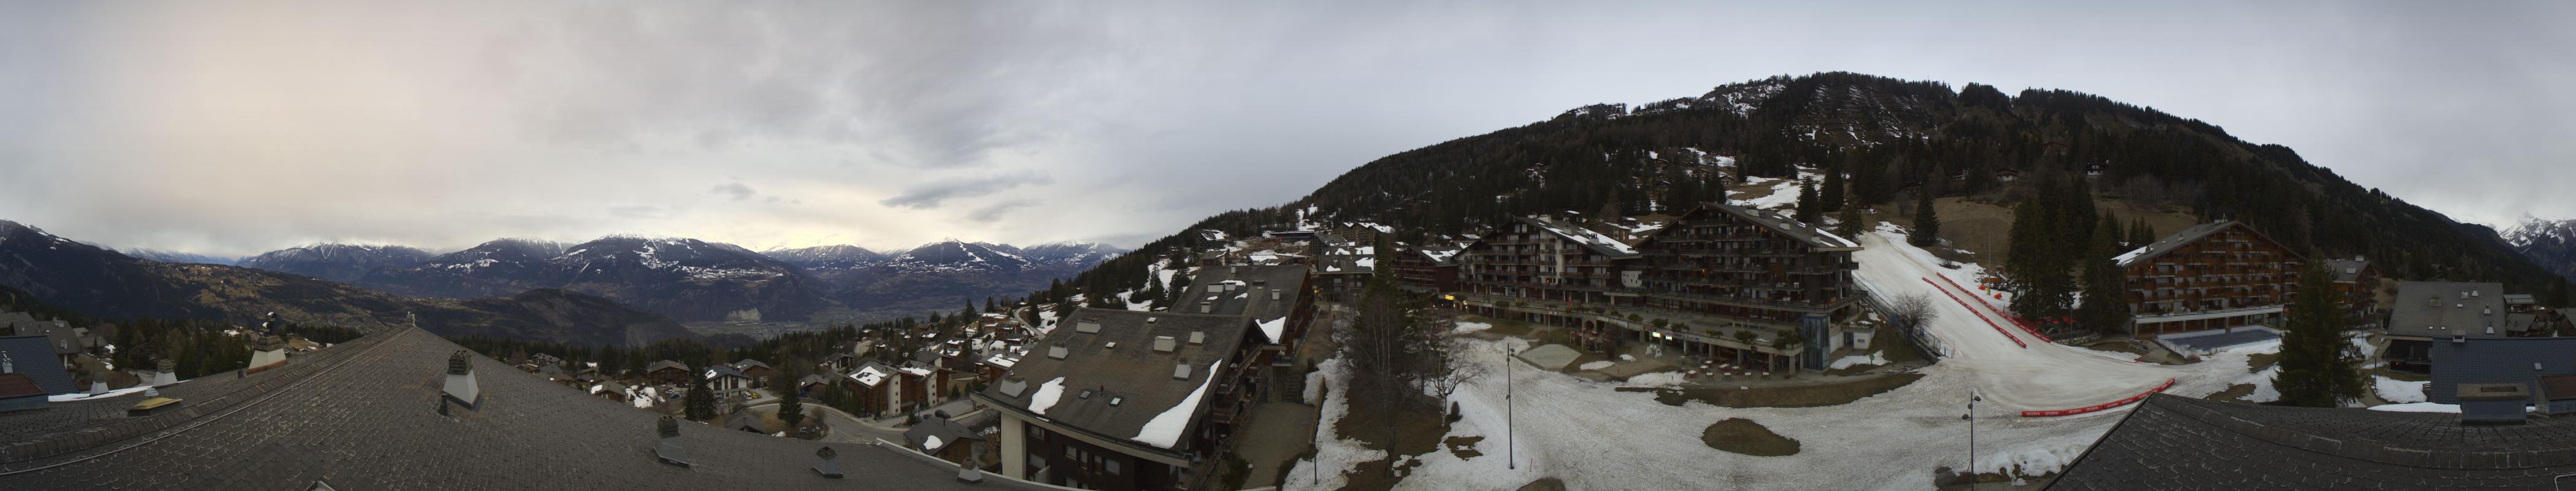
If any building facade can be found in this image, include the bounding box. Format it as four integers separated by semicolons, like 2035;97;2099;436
2116;220;2306;337
1451;205;1867;372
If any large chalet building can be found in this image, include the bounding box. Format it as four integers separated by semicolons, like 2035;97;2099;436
2114;220;2306;337
1183;265;1319;401
1444;203;1869;373
973;309;1269;491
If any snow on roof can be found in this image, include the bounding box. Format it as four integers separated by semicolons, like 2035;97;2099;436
1258;316;1288;342
924;435;945;452
899;366;934;377
1028;377;1069;415
1519;216;1641;257
851;365;890;387
1132;359;1222;449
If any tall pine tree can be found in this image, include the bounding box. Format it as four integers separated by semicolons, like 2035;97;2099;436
1907;190;1941;247
1820;168;1847;212
2075;212;2133;335
2272;261;2365;407
1795;179;1822;223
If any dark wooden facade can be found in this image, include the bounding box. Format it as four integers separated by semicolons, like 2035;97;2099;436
2119;221;2305;337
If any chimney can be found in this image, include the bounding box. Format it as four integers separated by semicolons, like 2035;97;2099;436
956;440;986;483
812;446;844;478
443;350;482;411
655;416;691;467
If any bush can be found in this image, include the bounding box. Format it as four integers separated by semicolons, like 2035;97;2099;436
1447;401;1462;423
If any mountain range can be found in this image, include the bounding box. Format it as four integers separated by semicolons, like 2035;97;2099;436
0;220;692;346
2505;218;2576;286
85;236;1127;325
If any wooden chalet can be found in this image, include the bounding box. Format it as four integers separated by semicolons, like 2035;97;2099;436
2115;220;2306;337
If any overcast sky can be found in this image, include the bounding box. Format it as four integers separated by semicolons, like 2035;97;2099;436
1;1;2569;257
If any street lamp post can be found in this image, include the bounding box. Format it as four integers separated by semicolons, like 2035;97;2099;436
1506;344;1516;470
1962;391;1981;489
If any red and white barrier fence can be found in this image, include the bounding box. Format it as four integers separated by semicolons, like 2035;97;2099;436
1922;277;2026;349
2020;378;2175;417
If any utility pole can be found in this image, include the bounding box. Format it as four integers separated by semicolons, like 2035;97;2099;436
1507;344;1517;470
1961;391;1980;489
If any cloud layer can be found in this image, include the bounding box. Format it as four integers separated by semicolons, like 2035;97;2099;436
0;0;2569;257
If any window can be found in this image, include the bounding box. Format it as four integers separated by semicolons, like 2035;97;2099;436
1105;460;1120;475
1030;427;1048;441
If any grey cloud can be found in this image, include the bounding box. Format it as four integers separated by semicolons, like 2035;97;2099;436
966;199;1039;223
711;182;755;201
880;174;1048;210
608;206;669;219
2;1;2571;257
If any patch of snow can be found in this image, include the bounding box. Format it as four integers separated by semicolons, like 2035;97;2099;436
1451;321;1493;334
1579;361;1615;371
1028;377;1068;415
1134;360;1224;449
925;435;945;451
1623;371;1686;385
2369;402;2463;413
2375;376;2428;404
48;385;153;402
1258;316;1289;342
1828;352;1888;370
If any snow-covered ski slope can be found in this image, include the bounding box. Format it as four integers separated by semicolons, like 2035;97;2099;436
1852;229;2190;413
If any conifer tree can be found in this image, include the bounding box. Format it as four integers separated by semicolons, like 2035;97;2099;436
2272;261;2365;407
1834;205;1864;239
1820;169;1847;212
1907;191;1941;247
2075;212;2133;334
776;372;806;428
1795;180;1822;223
685;375;717;420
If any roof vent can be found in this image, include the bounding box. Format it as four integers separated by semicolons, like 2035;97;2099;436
813;446;844;479
1108;396;1124;406
2454;336;2467;344
1104;341;1117;350
2488;325;2497;334
2;353;10;374
1190;331;1206;344
1047;346;1068;360
1075;321;1102;334
443;350;482;411
1154;336;1177;353
1173;363;1193;380
655;416;691;468
1078;389;1094;400
1146;316;1157;323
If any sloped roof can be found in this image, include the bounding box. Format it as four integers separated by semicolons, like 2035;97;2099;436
0;336;72;395
1648;202;1861;250
0;327;984;489
903;416;981;452
2388;282;2511;339
2326;258;2371;283
645;360;688;373
1184;265;1308;341
976;309;1259;455
1514;216;1641;257
2112;220;2302;268
704;365;750;381
2052;393;2576;490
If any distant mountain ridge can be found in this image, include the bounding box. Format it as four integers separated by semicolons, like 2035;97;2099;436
358;236;833;322
2506;218;2576;284
117;248;237;266
0;220;691;346
237;243;432;283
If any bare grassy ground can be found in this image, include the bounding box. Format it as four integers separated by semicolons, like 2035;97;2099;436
1892;196;2201;266
1701;417;1801;456
1619;373;1926;408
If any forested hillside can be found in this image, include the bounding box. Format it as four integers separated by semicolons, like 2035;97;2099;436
1034;72;2570;306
